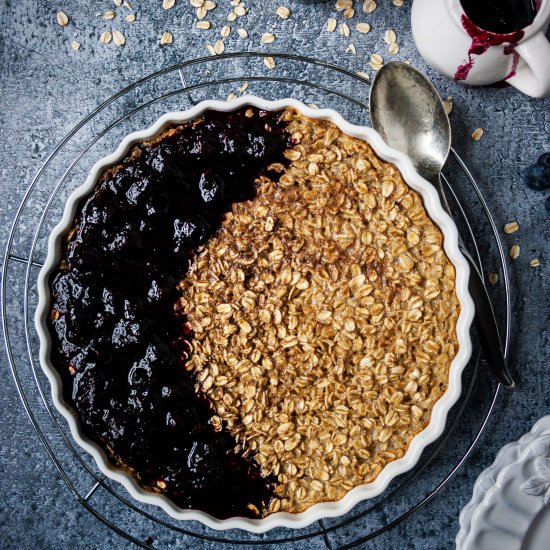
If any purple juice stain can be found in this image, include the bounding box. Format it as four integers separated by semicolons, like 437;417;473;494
454;0;538;81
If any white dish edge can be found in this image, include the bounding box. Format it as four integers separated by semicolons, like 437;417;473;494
35;95;474;532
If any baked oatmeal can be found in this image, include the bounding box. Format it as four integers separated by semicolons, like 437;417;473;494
47;105;460;519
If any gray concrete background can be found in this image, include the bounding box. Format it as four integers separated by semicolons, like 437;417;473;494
0;1;548;548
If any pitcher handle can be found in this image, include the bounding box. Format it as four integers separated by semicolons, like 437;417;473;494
507;31;550;98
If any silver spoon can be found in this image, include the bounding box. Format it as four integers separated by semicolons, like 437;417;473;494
369;61;514;388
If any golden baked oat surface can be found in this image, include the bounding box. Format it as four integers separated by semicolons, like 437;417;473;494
178;108;460;515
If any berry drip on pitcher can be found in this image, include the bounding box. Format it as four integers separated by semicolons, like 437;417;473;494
454;0;538;81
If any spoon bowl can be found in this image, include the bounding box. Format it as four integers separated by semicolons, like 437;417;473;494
369;61;451;186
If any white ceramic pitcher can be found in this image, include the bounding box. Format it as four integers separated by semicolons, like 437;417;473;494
411;0;550;97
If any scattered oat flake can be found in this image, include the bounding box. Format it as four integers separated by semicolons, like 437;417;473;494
339;23;351;37
214;39;225;54
363;0;377;13
239;81;249;93
327;18;337;32
125;13;136;22
100;31;113;44
197;20;211;29
346;43;357;55
261;32;275;44
160;31;173;44
163;0;176;9
344;8;355;19
227;92;237;101
443;98;453;115
237;27;248;38
393;0;405;5
370;53;384;70
336;0;352;9
114;0;122;5
357;71;370;80
113;30;126;46
384;30;397;45
504;222;519;234
509;244;520;260
471;128;484;141
56;11;69;27
71;41;81;50
221;25;231;37
103;10;116;20
276;6;290;19
206;43;216;55
389;43;400;56
227;11;237;21
123;0;133;10
264;56;276;69
234;5;247;15
356;23;371;33
488;272;499;285
529;258;540;267
190;0;204;7
203;0;217;13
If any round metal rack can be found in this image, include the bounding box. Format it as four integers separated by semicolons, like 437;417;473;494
2;53;511;549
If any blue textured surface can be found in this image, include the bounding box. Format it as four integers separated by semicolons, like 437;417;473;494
1;1;549;549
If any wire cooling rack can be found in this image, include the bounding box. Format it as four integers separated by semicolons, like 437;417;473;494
2;53;511;548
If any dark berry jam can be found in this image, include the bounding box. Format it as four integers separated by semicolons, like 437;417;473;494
460;0;538;34
48;106;292;519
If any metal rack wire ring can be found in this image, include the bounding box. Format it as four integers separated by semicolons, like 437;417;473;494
2;53;510;548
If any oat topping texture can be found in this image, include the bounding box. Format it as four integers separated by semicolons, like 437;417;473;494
180;108;460;514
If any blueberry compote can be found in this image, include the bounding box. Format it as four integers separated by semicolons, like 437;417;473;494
48;107;292;519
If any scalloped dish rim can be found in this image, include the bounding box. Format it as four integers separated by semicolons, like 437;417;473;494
35;96;474;533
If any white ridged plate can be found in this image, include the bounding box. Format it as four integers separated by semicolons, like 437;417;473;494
35;96;474;532
457;416;550;550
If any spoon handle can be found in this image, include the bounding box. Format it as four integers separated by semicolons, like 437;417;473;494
459;245;515;388
429;173;515;388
